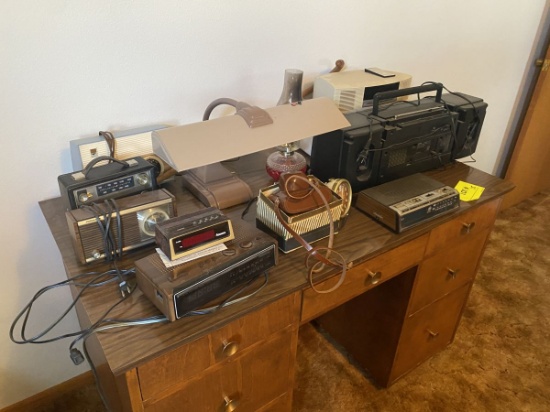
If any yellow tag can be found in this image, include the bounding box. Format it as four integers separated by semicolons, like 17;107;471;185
454;181;485;202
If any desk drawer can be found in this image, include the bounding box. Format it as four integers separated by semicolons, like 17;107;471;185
138;293;300;400
425;199;500;256
143;328;296;412
301;234;428;323
391;282;470;383
408;228;490;315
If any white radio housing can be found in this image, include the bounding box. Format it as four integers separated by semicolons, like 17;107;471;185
313;69;412;113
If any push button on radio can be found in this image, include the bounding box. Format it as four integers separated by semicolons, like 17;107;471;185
239;241;253;249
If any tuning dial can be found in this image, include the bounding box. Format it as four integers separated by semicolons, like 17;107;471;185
142;210;170;237
145;156;163;177
135;173;150;186
78;191;92;203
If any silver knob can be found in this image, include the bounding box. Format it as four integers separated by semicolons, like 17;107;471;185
136;173;150;186
78;192;91;203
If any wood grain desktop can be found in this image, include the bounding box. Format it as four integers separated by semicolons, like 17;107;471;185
38;160;514;411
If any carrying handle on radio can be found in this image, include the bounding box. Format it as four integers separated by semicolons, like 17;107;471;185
372;83;443;116
82;156;130;178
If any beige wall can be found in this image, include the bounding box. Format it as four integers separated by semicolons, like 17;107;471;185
0;0;547;408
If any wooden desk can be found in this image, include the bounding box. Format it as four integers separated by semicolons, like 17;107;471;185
40;161;513;412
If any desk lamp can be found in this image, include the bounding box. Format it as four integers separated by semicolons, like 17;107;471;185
152;95;350;209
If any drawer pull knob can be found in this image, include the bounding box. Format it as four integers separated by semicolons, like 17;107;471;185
447;268;460;279
366;271;382;285
223;396;239;412
461;222;476;234
427;329;440;338
222;340;239;357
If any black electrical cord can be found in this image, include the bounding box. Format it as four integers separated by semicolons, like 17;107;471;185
81;200;131;297
83;199;124;263
9;264;138;412
9;268;135;346
240;196;258;219
10;247;269;411
106;198;123;261
84;203;114;260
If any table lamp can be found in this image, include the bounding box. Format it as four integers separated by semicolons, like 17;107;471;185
152;96;350;209
266;68;308;182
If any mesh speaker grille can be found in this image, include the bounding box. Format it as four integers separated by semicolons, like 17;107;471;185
388;148;407;168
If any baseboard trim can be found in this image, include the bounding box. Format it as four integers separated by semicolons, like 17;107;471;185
1;371;95;412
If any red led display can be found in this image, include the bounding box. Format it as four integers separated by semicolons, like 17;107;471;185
179;229;216;250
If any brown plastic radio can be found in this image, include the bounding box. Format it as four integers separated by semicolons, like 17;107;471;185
65;189;176;264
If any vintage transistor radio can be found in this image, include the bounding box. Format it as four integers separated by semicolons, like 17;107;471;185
66;189;176;264
355;173;459;233
58;156;157;210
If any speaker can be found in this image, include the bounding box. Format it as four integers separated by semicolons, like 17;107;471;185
442;93;487;160
309;110;384;191
66;189;177;264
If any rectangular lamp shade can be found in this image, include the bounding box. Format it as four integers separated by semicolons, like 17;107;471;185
152;97;350;172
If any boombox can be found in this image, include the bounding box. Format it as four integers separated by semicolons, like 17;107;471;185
309;83;487;192
136;219;277;321
58;156;157;210
66;189;176;264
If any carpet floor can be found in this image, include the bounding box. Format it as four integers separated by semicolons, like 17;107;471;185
31;191;550;412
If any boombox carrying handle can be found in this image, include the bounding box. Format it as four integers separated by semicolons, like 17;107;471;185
372;83;443;116
82;156;130;178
